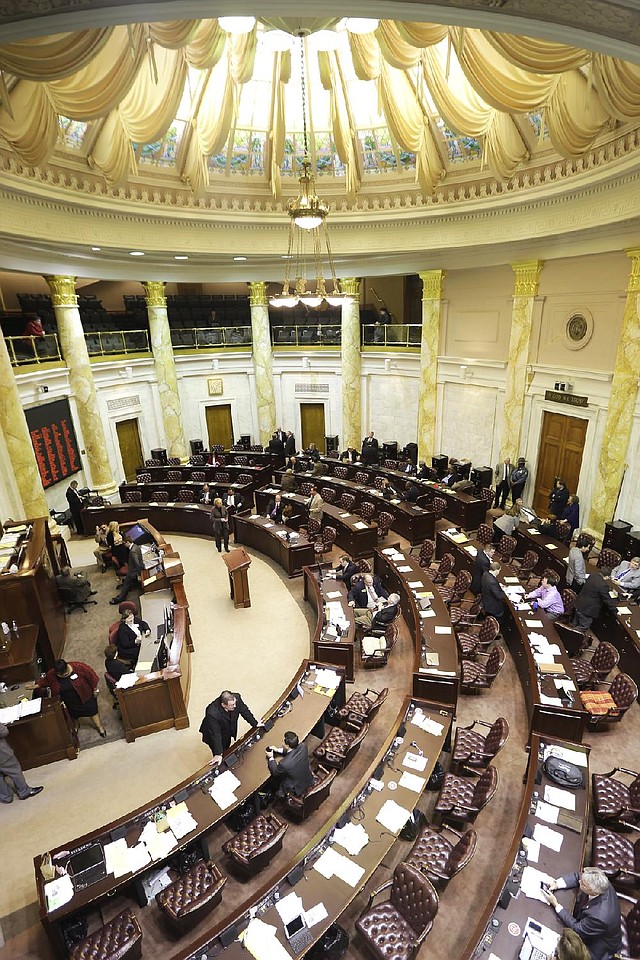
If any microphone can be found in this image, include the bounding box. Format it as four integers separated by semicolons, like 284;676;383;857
410;740;424;757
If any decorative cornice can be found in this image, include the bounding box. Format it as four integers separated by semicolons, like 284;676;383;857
512;260;543;297
44;274;77;306
420;270;445;300
142;280;166;307
248;281;268;307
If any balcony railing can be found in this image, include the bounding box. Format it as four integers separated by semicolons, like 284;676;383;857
6;333;62;366
272;325;342;347
85;329;150;357
170;326;252;348
362;324;421;347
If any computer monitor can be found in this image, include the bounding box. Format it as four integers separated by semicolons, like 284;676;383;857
125;522;154;545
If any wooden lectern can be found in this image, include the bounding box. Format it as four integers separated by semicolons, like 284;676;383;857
223;548;251;608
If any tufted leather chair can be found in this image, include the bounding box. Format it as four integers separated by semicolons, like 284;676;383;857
339;493;356;512
313;721;370;771
137;472;152;483
480;487;495;507
321;487;336;504
327;449;339;459
177;489;194;502
433;497;447;522
355;471;370;485
559;588;578;622
456;615;501;659
619;895;640;959
450;595;483;632
222;813;288;881
359;501;376;524
417;539;436;568
305;517;322;542
69;908;142;960
238;473;252;485
435;765;498;825
167;470;182;482
156;861;226;933
570;641;620;689
374;476;386;491
377;511;394;541
427;553;454;586
168;457;181;466
512;549;539;583
361;622;399;669
189;455;205;465
338;687;388;731
597;547;622;575
124;490;142;502
234;455;249;466
284;764;336;822
555;519;571;543
407;824;477;888
496;535;517;564
383;460;399;470
592;767;640;828
334;466;349;480
251;444;263;452
437;569;472;607
581;673;638;731
299;482;313;497
151;490;169;503
145;458;160;467
452;717;509;774
476;523;494;546
591;826;640;886
211;444;224;454
315;526;336;555
358;559;372;573
215;471;230;483
191;471;205;482
356;862;438;960
460;645;505;693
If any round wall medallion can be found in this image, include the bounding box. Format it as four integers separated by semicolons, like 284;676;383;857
564;310;593;350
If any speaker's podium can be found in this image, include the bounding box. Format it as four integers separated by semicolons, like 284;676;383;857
223;548;252;608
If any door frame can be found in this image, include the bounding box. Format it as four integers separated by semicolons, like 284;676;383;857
198;398;240;448
297;399;329;449
108;408;151;483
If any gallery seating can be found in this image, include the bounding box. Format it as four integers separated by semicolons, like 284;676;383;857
356;863;439;960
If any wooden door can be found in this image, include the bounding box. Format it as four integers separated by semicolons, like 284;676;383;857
206;404;234;449
116;419;143;482
300;402;326;452
533;411;587;514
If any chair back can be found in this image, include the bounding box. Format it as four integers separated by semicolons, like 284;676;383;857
418;539;435;567
151;490;169;503
145;458;160;467
480;487;495;506
519;550;539;573
177;489;194;502
137;472;152;482
433;497;447;520
477;616;500;647
212;444;224;453
374;477;386;491
251;444;263;452
555;519;571;541
334;466;348;479
284;765;336;821
484;717;510;758
449;569;472;603
306;517;321;538
191;471;205;481
167;470;181;481
591;641;620;680
124;490;142;502
497;535;517;562
167;457;181;465
327;449;339;459
215;471;230;483
623;899;640;958
383;460;398;470
237;473;251;485
359;502;376;523
358;559;372;573
610;673;638;711
355;471;369;485
485;645;505;680
448;830;478;878
433;553;454;582
321;526;336;551
190;455;205;465
378;511;394;537
321;487;336;503
562;588;577;618
598;548;622;572
300;482;313;497
235;455;249;466
339;493;356;511
472;765;498;810
477;523;493;546
390;863;439;936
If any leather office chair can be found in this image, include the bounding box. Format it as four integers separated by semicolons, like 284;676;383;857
592;767;640;828
581;673;638;730
57;585;98;614
427;553;454;585
222;813;288;881
315;526;336;555
435;765;498;826
460;645;506;693
327;449;339;459
215;471;230;483
189;455;205;465
355;471;370;485
238;473;252;484
283;764;336;822
512;549;539;583
123;490;142;502
477;523;494;546
358;559;372;573
383;460;399;470
251;444;263;452
168;457;181;465
167;470;181;481
359;501;376;523
145;458;160;467
305;517;322;542
191;471;205;482
433;497;447;521
480;487;495;509
177;489;194;502
407;824;477;888
211;444;225;454
456;615;501;658
570;641;620;689
495;535;517;564
450;595;483;632
417;539;436;568
591;826;640;887
338;493;356;511
560;588;578;621
452;717;509;774
338;687;388;731
374;476;386;491
618;894;640;959
299;482;313;497
235;455;248;466
104;671;119;709
437;569;472;607
313;721;369;771
69;909;142;960
356;862;438;960
597;547;622;574
377;511;394;541
321;487;336;503
137;471;152;482
334;466;349;480
361;622;399;669
156;861;226;933
151;490;169;503
555;519;572;542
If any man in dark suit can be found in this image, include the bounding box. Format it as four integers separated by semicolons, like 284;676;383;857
268;433;285;456
223;487;243;516
199;690;260;765
266;731;314;797
266;493;285;523
284;431;296;460
494;458;513;509
401;480;421;503
348;573;389;627
417;461;431;479
471;544;495;595
361;432;379;465
334;555;359;590
371;592;400;629
572;572;618;631
110;535;144;604
66;480;87;535
543;868;621;960
481;562;505;621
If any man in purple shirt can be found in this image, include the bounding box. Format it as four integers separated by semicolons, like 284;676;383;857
526;570;564;620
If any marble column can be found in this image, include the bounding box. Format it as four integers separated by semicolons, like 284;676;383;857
500;260;543;461
0;334;49;517
45;275;117;495
248;282;276;446
417;270;445;464
143;281;187;461
588;248;640;537
340;279;362;451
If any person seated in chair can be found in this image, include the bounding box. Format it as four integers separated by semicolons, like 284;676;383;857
610;556;640;599
441;459;460;487
281;469;297;493
265;731;314;798
266;493;285;523
55;566;96;603
371;592;401;630
304;442;321;462
333;555;359;590
525;570;564;621
224;487;243;516
348;573;389;628
416;460;430;479
379;477;397;500
104;644;135;682
115;608;150;665
401;480;421;503
199;483;213;505
340;447;359;463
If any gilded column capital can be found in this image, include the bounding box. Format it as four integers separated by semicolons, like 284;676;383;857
44;275;77;306
419;270;445;300
626;247;640;293
248;281;269;307
340;278;361;301
142;280;167;308
511;260;543;297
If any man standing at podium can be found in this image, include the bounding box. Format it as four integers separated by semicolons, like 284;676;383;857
200;690;260;766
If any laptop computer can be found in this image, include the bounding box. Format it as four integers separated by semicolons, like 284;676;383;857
67;843;107;890
284;914;314;955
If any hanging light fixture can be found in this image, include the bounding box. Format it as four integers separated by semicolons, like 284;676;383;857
217;16;256;35
269;34;353;310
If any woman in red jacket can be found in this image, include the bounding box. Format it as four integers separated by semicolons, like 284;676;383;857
30;659;106;738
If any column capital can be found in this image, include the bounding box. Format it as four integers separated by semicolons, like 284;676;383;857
626;248;640;293
419;270;445;300
340;278;361;301
511;260;543;297
248;281;269;306
44;275;77;306
142;280;167;308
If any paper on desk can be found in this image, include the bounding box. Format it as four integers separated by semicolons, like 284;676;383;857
435;625;451;635
382;548;396;555
166;802;198;839
276;891;304;924
242;917;290;960
524;839;540;863
504;577;520;584
464;545;478;556
397;565;413;572
411;713;444;736
144;828;177;861
528;528;540;535
539;694;563;705
304;903;328;928
545;745;588;768
408;580;424;588
555;678;576;694
116;673;138;689
353;521;369;530
420;608;437;618
332;822;369;856
544;785;576;810
403;752;428;772
313;846;345;879
45;874;75;913
376;799;412;833
399;771;427;793
617;606;632;615
18;698;42;717
533;824;564;852
326;591;341;599
525;619;544;628
264;522;274;528
250;514;259;519
545;544;557;550
0;705;20;724
128;842;151;873
313;668;340;689
521;866;555;902
105;838;131;878
535;801;560;824
208;783;237;810
515;604;532;611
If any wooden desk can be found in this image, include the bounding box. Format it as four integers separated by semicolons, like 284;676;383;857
2;689;78;770
416;481;486;530
35;662;341;958
513;523;570;585
176;697;451;960
595;592;640;688
119;480;254;508
231;514;315;577
304;566;356;682
463;734;590;960
321;503;377;559
136;462;272;489
375;547;459;707
224;547;252;608
0;623;38;683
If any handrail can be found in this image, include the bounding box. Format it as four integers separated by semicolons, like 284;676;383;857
170;325;252;348
5;332;61;366
85;328;150;356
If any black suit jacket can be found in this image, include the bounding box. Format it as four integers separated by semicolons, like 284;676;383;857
348;576;388;607
268;743;314;797
575;573;618;619
372;600;399;628
401;485;420;503
481;572;505;618
284;435;296;457
268;438;285;455
557;872;621;960
335;561;359;590
266;499;284;523
471;550;491;595
199;694;258;756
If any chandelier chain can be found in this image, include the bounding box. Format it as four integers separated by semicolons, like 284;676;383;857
298;35;309;159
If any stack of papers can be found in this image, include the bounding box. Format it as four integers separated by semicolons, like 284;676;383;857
139;821;178;860
44;874;75;913
521;866;554;902
411;711;444;736
209;769;241;810
0;698;42;724
313;668;340;690
332;822;369;856
399;771;427;793
241;918;290;960
533;824;564;852
376;799;412;833
313;847;365;887
166;802;198;839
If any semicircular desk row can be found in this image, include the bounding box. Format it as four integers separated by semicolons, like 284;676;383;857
37;500;628;960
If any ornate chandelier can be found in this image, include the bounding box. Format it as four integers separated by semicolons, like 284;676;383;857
269;35;353;309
